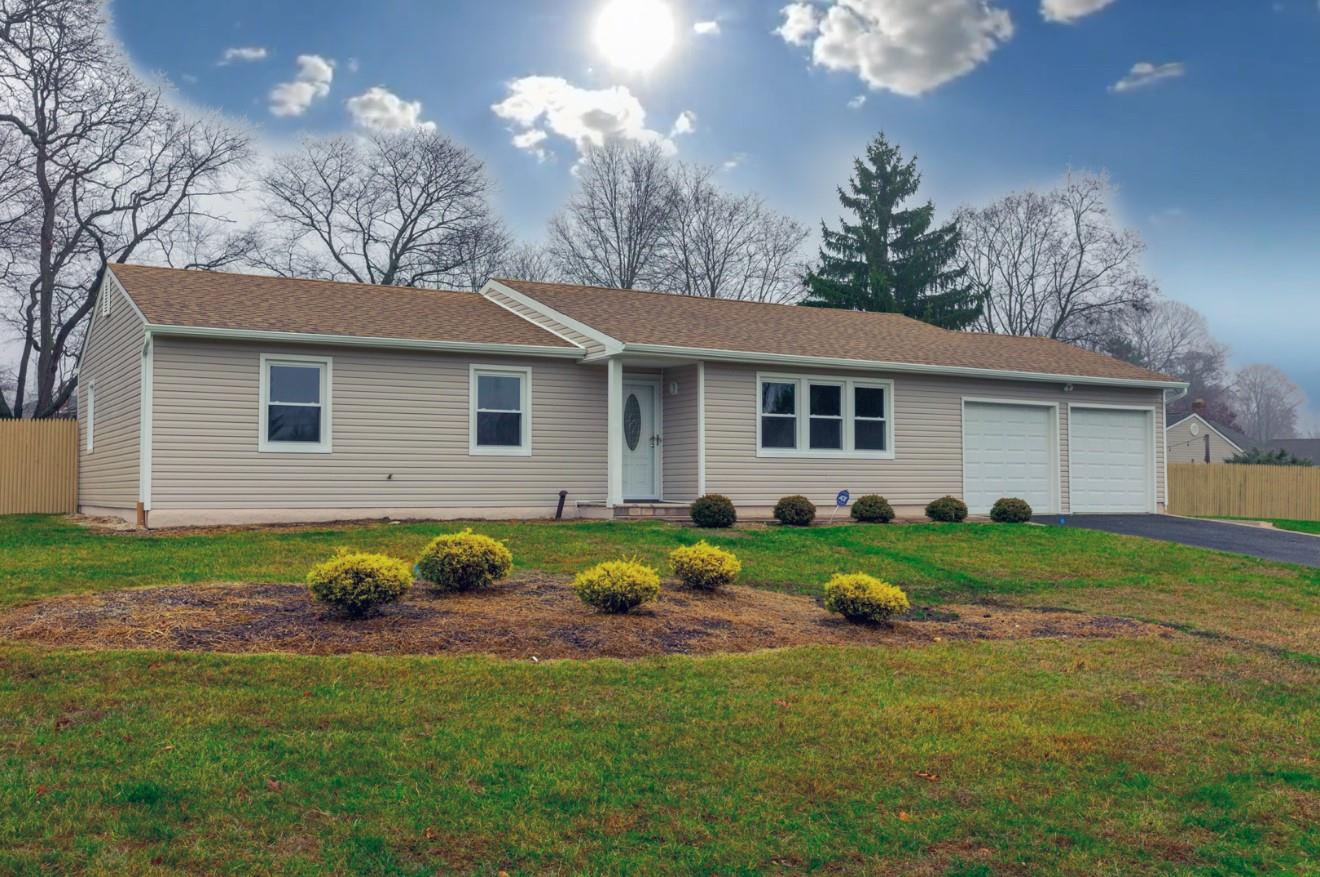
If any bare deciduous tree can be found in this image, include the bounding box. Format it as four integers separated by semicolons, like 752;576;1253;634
547;140;676;290
0;0;252;417
494;242;559;284
956;173;1155;346
254;131;506;288
1232;364;1303;442
656;165;807;303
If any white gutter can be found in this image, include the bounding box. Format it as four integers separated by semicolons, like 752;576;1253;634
611;343;1189;391
144;323;586;359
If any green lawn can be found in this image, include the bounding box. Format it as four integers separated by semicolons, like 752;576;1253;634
1;515;1317;875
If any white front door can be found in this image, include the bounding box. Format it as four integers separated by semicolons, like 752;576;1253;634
622;381;659;499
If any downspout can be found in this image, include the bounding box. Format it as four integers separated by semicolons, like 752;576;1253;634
137;332;153;528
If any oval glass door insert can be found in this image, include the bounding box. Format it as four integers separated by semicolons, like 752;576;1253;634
624;394;642;451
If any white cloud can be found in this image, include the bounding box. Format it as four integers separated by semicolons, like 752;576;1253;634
776;3;820;45
671;110;696;136
694;20;721;35
1110;61;1185;93
723;152;747;171
776;0;1015;97
1040;0;1115;23
346;86;437;133
347;57;361;74
219;46;267;65
268;54;334;117
491;76;677;158
847;94;867;109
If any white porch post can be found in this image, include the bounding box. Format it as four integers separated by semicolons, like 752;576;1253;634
607;357;624;507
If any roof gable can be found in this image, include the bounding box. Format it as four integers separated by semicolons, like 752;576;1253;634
1166;413;1246;452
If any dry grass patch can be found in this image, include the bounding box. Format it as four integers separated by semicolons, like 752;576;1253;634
0;575;1173;659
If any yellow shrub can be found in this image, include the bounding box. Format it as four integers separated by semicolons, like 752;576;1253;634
306;549;413;617
823;573;910;623
416;529;513;592
573;559;661;613
669;541;741;590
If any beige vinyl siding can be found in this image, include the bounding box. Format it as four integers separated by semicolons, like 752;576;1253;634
1166;417;1239;464
150;338;607;510
483;288;603;357
660;365;699;501
77;274;144;512
703;361;1165;513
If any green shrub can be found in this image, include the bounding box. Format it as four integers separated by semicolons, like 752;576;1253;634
669;541;741;590
850;494;895;523
306;550;413;617
925;495;968;523
573;559;661;613
416;529;513;592
823;573;910;623
689;493;737;528
990;497;1033;523
774;494;816;526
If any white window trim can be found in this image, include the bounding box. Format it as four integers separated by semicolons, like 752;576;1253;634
755;372;895;460
85;381;95;453
469;364;532;456
258;353;332;453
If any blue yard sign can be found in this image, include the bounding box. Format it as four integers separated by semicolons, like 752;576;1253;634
836;490;850;507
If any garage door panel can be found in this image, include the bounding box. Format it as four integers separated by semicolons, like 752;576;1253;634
963;402;1056;515
1069;407;1152;514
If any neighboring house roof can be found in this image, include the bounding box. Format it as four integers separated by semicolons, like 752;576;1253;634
1166;413;1247;452
109;264;576;351
1265;438;1320;463
495;279;1181;385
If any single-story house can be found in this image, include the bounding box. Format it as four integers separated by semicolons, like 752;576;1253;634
1165;413;1246;464
78;265;1186;527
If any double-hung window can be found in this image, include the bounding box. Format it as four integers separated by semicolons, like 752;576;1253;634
470;365;531;455
757;373;894;458
260;354;331;452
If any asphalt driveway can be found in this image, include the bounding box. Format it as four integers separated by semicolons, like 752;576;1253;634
1036;514;1320;568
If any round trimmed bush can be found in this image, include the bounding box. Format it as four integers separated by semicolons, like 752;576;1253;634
925;495;969;523
689;493;736;528
416;529;513;592
774;494;816;527
573;559;661;613
990;497;1033;523
823;573;910;623
669;541;741;590
850;494;895;523
306;550;413;617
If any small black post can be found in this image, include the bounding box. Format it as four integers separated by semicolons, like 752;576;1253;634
555;490;568;520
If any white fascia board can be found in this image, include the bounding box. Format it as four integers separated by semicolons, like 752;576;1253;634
618;343;1188;391
144;323;585;359
105;267;151;325
481;280;624;355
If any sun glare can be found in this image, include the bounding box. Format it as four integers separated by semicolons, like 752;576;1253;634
594;0;676;73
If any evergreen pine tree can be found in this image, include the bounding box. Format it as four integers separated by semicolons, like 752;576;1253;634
803;134;981;329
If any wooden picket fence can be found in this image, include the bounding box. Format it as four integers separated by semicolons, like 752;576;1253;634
1167;463;1320;521
0;419;78;514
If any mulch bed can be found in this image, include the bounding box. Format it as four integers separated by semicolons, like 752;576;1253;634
0;575;1174;660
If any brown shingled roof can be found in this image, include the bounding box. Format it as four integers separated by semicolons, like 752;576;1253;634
497;279;1180;384
111;264;575;349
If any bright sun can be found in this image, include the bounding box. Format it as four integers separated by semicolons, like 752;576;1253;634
594;0;676;73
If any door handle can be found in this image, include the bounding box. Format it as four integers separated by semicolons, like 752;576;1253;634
650;434;663;447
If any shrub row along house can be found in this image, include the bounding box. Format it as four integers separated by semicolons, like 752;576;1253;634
79;265;1185;527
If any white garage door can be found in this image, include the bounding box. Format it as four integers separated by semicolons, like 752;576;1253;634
963;402;1057;515
1069;407;1153;513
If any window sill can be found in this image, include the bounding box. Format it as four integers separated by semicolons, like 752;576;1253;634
756;448;894;461
258;442;333;454
468;446;533;457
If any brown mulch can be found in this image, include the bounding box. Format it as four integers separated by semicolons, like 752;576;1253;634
0;575;1175;660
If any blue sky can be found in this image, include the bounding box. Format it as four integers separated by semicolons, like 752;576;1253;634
110;0;1320;413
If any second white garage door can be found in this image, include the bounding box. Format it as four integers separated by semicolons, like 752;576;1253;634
1069;407;1154;513
963;402;1057;515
